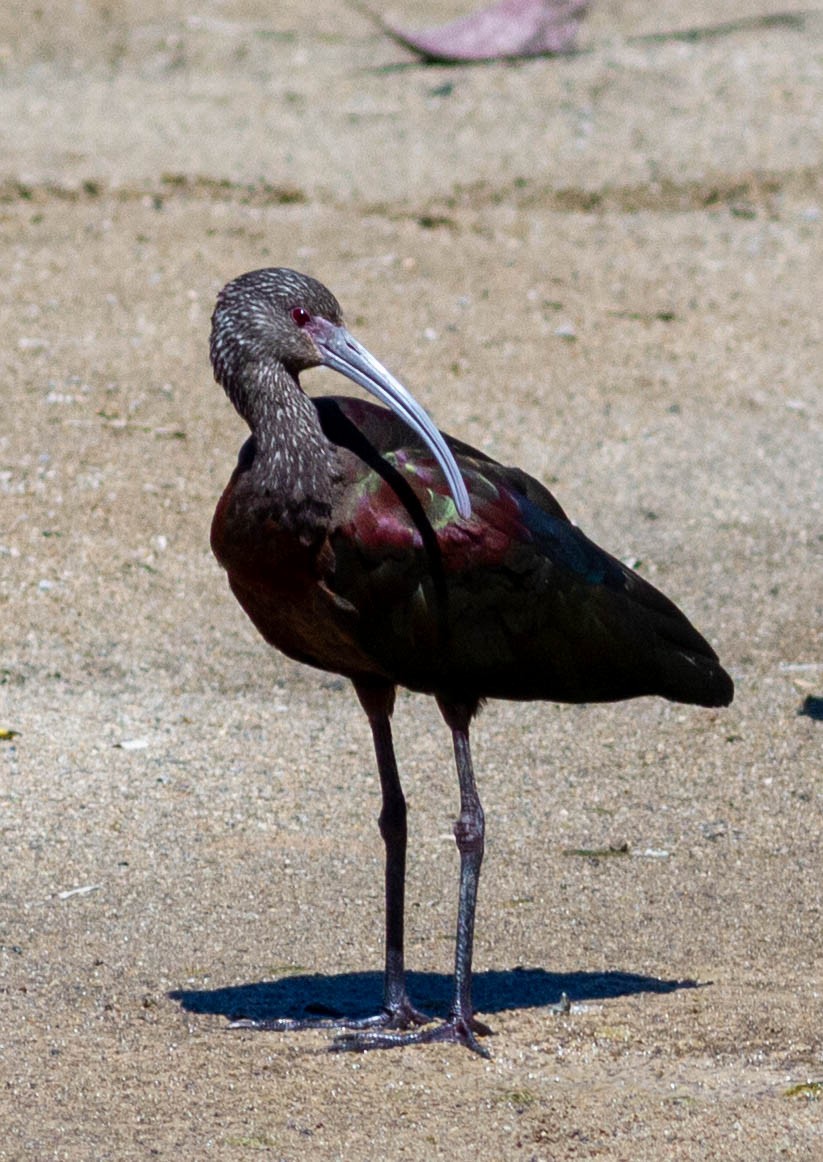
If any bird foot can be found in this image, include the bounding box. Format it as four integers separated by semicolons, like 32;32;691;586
330;1012;493;1057
228;997;431;1035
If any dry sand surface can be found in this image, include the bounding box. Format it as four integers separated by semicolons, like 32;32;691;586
1;2;822;1158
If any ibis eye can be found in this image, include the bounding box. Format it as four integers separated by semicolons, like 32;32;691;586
291;306;311;328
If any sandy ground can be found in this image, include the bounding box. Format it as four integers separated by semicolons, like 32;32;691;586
1;2;822;1158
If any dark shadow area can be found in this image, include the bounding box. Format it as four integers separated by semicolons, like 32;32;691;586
798;694;823;722
170;967;703;1023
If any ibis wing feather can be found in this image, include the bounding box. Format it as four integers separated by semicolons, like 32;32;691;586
315;397;732;707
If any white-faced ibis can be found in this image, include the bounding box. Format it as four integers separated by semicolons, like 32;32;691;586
209;267;734;1056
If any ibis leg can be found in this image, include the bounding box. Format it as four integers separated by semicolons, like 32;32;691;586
228;680;430;1037
437;698;493;1053
354;679;430;1029
332;696;492;1056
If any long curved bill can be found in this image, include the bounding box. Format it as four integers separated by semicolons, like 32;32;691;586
310;320;472;520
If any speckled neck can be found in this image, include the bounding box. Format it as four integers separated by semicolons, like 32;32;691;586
234;361;339;532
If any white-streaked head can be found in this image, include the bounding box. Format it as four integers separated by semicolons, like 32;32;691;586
210;268;471;519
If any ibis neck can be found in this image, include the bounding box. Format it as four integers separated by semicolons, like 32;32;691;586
234;363;338;530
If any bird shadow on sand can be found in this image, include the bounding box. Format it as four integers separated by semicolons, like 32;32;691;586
170;967;703;1024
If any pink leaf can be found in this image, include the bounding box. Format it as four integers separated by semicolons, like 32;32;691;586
384;0;589;63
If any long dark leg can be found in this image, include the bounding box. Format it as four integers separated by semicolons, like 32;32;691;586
436;698;493;1053
333;697;491;1056
229;679;429;1036
352;679;429;1029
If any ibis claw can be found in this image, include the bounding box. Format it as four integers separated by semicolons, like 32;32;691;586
330;1013;493;1057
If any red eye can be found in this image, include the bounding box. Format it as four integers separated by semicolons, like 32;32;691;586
291;306;311;327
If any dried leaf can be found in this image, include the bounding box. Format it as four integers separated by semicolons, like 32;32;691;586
383;0;589;63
